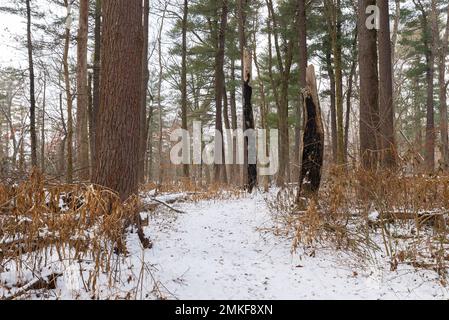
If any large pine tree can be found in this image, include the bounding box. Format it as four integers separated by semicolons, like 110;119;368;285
358;0;379;170
93;0;143;200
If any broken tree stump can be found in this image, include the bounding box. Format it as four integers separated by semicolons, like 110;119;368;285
243;48;257;192
297;65;325;201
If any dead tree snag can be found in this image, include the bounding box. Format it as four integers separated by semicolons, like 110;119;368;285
243;48;257;192
297;65;324;200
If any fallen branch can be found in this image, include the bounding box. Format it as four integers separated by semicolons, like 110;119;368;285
3;272;62;300
148;198;185;214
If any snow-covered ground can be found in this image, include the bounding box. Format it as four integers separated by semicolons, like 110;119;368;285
143;193;449;300
2;191;448;300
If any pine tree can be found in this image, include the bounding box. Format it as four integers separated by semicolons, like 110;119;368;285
93;0;143;200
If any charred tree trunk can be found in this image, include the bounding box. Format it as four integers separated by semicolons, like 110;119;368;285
297;65;324;200
243;48;257;192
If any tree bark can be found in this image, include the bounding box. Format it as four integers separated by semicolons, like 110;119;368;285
243;48;257;192
266;0;293;185
344;30;358;162
91;0;101;178
432;1;449;169
138;0;150;184
238;0;249;186
76;0;89;180
296;0;307;179
298;65;324;199
378;0;397;169
325;0;344;164
253;22;270;190
26;0;37;168
325;39;337;162
180;0;189;178
63;0;73;183
214;0;228;183
230;58;238;182
40;74;46;172
414;0;435;171
358;0;380;170
93;0;143;201
157;7;167;187
87;72;93;177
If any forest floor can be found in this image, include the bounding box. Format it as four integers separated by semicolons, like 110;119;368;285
2;189;449;300
143;191;449;300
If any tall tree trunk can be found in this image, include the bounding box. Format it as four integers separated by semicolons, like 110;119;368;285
358;0;379;170
238;0;248;186
223;83;232;181
87;72;93;177
253;23;270;190
26;0;37;168
93;0;143;201
378;0;397;169
157;7;167;187
267;0;292;185
440;5;449;169
139;0;150;183
214;0;228;184
433;1;449;169
76;0;89;180
180;0;189;178
230;58;238;183
424;48;435;171
63;0;73;183
415;1;435;171
298;66;324;199
345;30;358;162
334;0;344;164
40;74;46;172
91;0;101;178
243;48;257;192
391;0;401;63
296;0;307;180
325;0;344;164
325;40;337;162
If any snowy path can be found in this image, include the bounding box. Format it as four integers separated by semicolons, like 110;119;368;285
144;193;449;300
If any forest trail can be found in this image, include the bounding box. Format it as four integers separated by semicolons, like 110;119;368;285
145;193;449;300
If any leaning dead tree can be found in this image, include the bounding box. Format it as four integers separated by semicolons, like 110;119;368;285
297;65;324;201
243;48;257;192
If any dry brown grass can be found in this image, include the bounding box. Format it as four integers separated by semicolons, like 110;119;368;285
141;179;246;202
267;166;449;283
0;173;248;299
0;171;142;298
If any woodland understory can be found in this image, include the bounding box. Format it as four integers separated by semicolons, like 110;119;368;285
1;0;449;299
